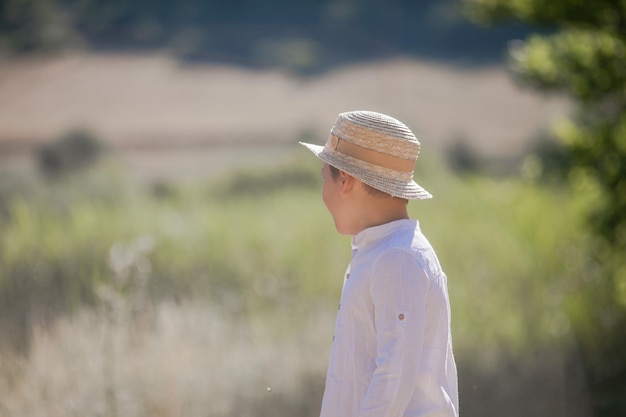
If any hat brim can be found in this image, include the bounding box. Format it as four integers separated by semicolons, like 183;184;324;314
299;142;432;200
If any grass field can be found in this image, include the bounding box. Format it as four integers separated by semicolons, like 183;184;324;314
0;147;596;416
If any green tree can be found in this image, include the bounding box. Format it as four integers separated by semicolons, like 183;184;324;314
463;0;626;415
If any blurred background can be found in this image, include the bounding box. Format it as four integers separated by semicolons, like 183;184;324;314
0;0;625;416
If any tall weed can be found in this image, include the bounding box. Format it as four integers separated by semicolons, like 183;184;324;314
0;152;597;416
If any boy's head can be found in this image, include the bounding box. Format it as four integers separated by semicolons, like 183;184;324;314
299;110;431;201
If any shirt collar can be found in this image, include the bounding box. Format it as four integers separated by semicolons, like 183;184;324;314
351;219;418;250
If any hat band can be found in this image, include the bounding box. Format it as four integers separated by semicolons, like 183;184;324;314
326;134;415;173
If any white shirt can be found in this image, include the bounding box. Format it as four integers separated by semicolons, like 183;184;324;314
319;219;459;417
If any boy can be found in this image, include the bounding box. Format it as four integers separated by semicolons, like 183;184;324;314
300;111;459;417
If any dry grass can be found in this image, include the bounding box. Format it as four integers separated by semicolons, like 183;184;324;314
0;301;332;417
0;299;593;417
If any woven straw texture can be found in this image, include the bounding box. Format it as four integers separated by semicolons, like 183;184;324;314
300;111;432;200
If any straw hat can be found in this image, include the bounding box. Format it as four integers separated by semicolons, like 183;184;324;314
300;110;432;200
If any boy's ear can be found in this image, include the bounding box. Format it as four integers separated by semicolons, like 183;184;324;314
338;170;356;194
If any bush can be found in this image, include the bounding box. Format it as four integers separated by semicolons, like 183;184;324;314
37;130;106;177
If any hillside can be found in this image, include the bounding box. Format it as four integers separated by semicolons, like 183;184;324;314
0;52;569;178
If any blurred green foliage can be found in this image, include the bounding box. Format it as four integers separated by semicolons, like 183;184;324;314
0;155;592;359
0;0;532;67
0;157;341;349
463;0;626;414
0;152;601;415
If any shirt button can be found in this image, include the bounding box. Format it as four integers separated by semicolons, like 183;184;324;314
398;313;405;321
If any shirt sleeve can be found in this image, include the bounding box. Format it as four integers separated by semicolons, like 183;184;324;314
359;249;429;417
